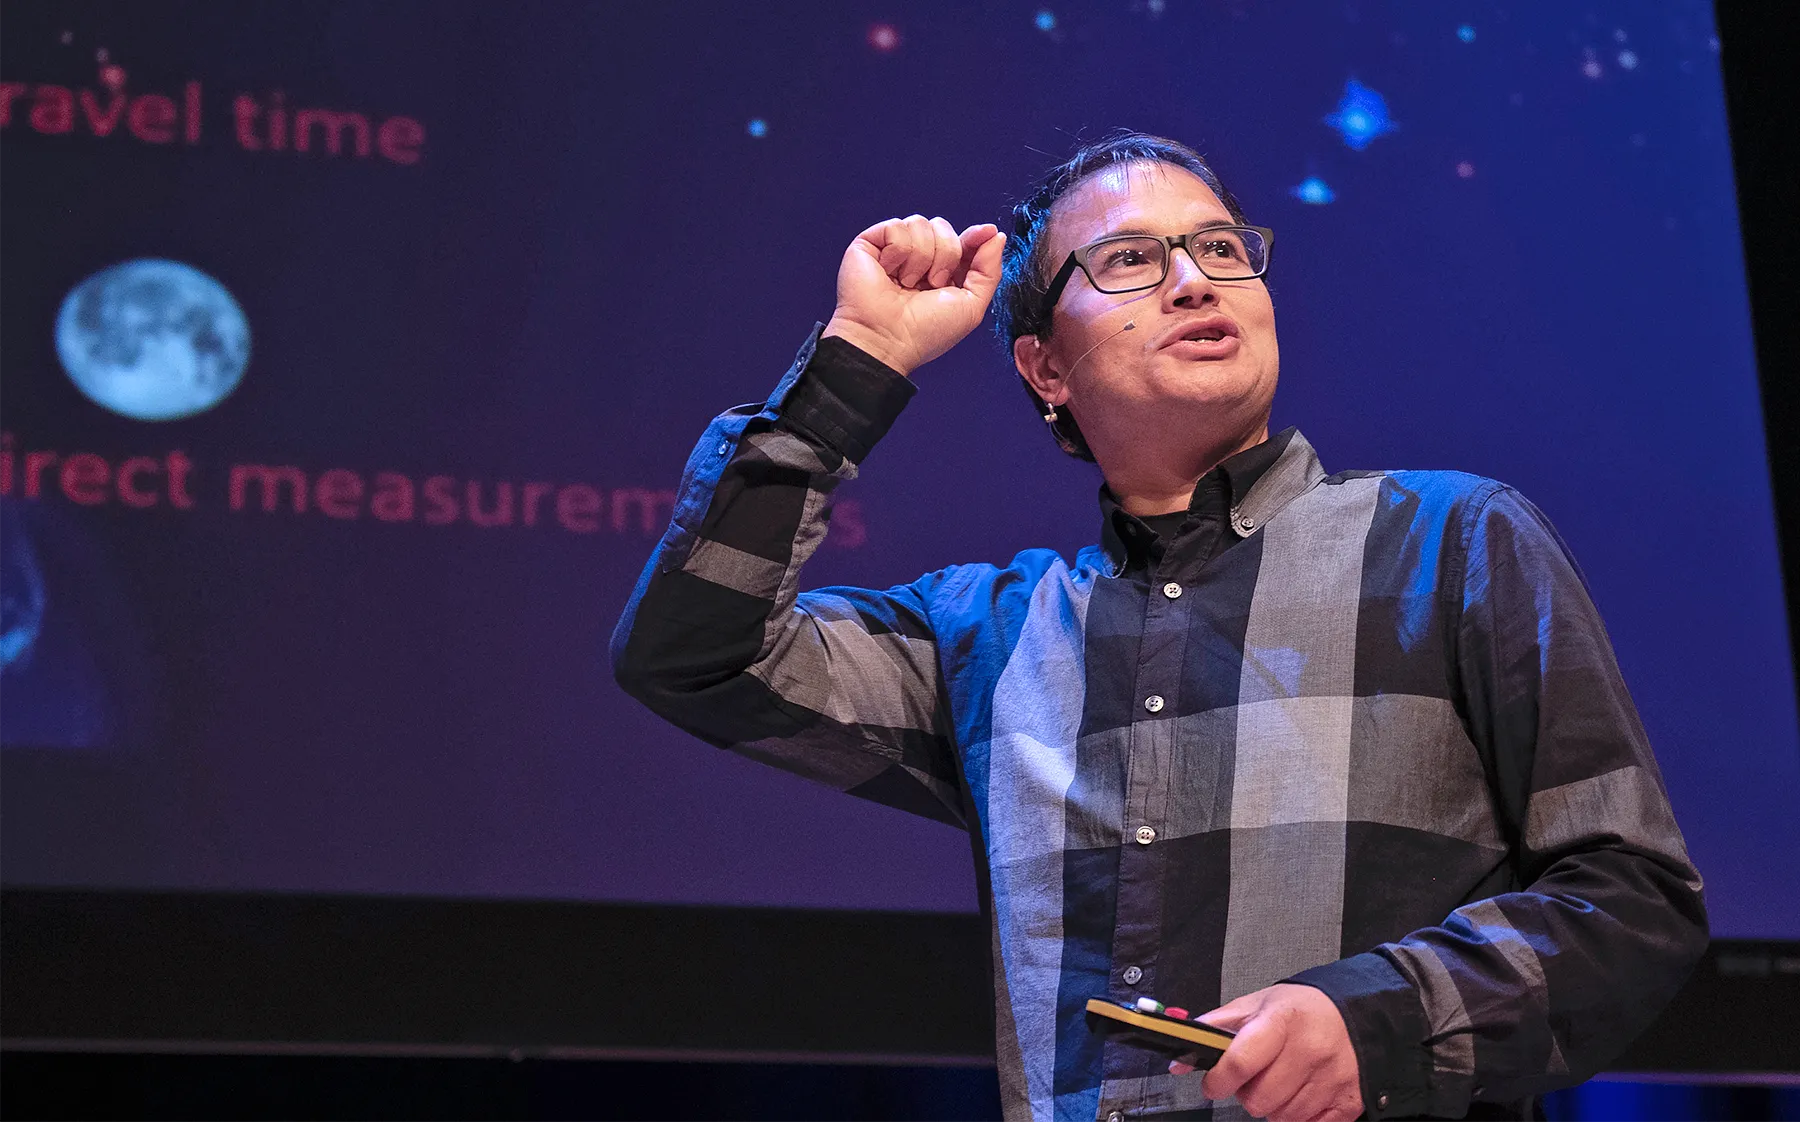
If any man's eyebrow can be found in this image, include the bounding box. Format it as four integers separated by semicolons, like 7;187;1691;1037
1099;218;1239;238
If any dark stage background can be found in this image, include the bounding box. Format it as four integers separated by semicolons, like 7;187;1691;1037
3;0;1798;1118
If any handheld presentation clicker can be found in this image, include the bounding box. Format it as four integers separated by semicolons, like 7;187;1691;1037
1083;997;1236;1066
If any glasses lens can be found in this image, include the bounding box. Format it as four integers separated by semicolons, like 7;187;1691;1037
1192;228;1267;278
1083;236;1167;292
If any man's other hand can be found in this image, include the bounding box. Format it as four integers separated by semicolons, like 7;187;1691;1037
822;216;1004;377
1169;983;1363;1122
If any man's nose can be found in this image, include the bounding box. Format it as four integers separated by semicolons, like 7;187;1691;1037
1163;247;1221;308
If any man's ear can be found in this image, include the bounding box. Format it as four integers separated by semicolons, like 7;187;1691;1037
1014;334;1065;407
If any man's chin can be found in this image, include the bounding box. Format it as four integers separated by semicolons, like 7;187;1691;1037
1154;370;1269;412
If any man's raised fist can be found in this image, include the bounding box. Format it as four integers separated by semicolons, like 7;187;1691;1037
822;215;1005;377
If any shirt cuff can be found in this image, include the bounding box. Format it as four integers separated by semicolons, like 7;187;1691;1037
1287;952;1433;1120
779;326;918;466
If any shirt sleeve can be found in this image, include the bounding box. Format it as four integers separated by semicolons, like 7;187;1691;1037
609;325;967;829
1289;484;1709;1119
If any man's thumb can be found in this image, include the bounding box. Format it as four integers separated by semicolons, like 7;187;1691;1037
1196;991;1261;1032
963;231;1005;303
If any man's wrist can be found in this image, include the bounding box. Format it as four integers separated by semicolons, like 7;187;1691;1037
822;317;914;377
1287;953;1434;1120
778;325;917;467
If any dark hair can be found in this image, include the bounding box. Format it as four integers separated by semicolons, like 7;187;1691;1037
993;131;1248;461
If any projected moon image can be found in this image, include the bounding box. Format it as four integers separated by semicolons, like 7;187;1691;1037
55;259;250;421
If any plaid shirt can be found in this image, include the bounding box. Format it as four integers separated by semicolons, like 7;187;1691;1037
612;328;1708;1121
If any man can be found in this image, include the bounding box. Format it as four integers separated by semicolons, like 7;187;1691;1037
611;133;1706;1121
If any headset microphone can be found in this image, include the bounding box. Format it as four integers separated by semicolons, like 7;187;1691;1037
1043;320;1139;426
1068;320;1138;376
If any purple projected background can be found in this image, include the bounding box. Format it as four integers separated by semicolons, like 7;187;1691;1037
2;0;1795;938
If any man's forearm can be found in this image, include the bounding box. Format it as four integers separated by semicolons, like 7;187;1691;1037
1291;843;1706;1119
609;327;913;740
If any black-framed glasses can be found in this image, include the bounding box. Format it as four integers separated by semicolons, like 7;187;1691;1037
1040;224;1275;317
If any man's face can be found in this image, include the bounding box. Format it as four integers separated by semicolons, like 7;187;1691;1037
1016;161;1279;453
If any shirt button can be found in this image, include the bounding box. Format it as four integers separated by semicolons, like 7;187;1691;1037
1106;1113;1124;1122
1135;825;1157;845
1377;1092;1390;1110
1161;581;1183;599
1143;694;1165;713
1237;515;1256;532
1122;965;1143;985
716;441;730;456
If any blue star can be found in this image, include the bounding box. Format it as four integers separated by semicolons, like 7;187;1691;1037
1035;9;1056;31
1290;176;1336;205
1323;78;1397;151
747;118;768;138
1457;25;1476;43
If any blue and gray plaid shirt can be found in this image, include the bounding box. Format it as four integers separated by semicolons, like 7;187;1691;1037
612;328;1707;1121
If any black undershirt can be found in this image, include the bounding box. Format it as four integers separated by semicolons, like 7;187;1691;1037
1103;429;1295;578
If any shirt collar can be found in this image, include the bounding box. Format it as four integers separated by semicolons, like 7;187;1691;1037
1097;427;1324;574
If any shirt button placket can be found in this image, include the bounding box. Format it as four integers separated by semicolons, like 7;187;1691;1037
1116;559;1182;1083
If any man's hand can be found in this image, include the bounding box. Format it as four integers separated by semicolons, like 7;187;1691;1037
1169;983;1363;1122
822;216;1005;377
